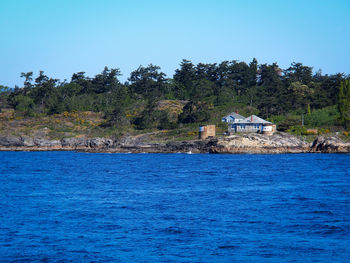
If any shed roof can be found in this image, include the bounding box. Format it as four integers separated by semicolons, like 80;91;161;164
241;115;271;124
223;112;245;120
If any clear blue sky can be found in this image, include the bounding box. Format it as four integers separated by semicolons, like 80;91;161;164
0;0;349;87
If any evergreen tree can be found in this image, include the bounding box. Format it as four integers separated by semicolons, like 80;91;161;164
0;85;10;111
129;64;167;98
174;59;196;95
338;79;350;128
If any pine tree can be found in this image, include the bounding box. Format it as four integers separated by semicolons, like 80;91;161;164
307;103;311;114
338;79;350;129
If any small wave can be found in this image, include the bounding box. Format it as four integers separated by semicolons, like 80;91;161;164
161;226;183;234
309;210;334;216
218;245;239;250
291;196;313;201
102;224;122;230
309;224;345;236
69;249;89;254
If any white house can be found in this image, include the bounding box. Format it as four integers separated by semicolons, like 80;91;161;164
221;112;245;123
223;113;276;135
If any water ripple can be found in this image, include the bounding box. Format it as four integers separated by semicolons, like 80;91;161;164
0;152;349;262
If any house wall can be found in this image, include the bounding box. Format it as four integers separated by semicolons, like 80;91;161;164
222;116;244;123
229;123;262;133
262;124;277;135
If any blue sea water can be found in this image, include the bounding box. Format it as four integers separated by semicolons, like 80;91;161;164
0;152;349;262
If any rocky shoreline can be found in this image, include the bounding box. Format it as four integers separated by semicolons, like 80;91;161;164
0;133;349;154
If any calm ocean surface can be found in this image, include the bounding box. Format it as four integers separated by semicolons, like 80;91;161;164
0;152;349;262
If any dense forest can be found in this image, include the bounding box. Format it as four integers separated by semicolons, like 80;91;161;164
0;59;349;136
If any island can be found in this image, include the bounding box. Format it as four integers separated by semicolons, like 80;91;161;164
1;60;349;153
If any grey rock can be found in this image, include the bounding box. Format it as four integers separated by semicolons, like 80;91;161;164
21;136;35;146
33;138;61;147
311;136;350;153
61;137;87;147
117;134;150;147
0;136;23;146
209;132;309;154
88;138;114;148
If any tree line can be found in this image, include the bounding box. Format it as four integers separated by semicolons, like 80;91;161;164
0;59;349;129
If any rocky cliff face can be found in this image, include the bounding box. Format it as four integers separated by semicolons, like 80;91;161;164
0;136;114;151
310;136;350;153
209;133;310;154
0;133;349;153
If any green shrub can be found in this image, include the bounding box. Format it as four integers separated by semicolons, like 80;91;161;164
277;115;301;131
13;95;35;116
304;105;339;127
287;125;307;135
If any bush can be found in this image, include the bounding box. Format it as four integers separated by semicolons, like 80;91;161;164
277;115;301;131
178;101;210;124
318;128;330;135
12;95;35;116
305;129;318;135
304;105;339;127
287;125;307;135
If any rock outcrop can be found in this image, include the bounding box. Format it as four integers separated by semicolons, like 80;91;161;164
0;136;23;147
61;137;87;148
0;136;115;151
0;133;349;153
310;136;350;153
209;133;309;154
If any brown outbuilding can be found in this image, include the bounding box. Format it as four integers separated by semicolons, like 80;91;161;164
199;125;216;139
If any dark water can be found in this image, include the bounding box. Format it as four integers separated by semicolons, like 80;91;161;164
0;152;349;262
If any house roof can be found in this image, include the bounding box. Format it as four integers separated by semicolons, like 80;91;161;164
241;115;271;124
223;112;245;120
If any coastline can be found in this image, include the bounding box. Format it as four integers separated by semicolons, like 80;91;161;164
1;133;349;154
